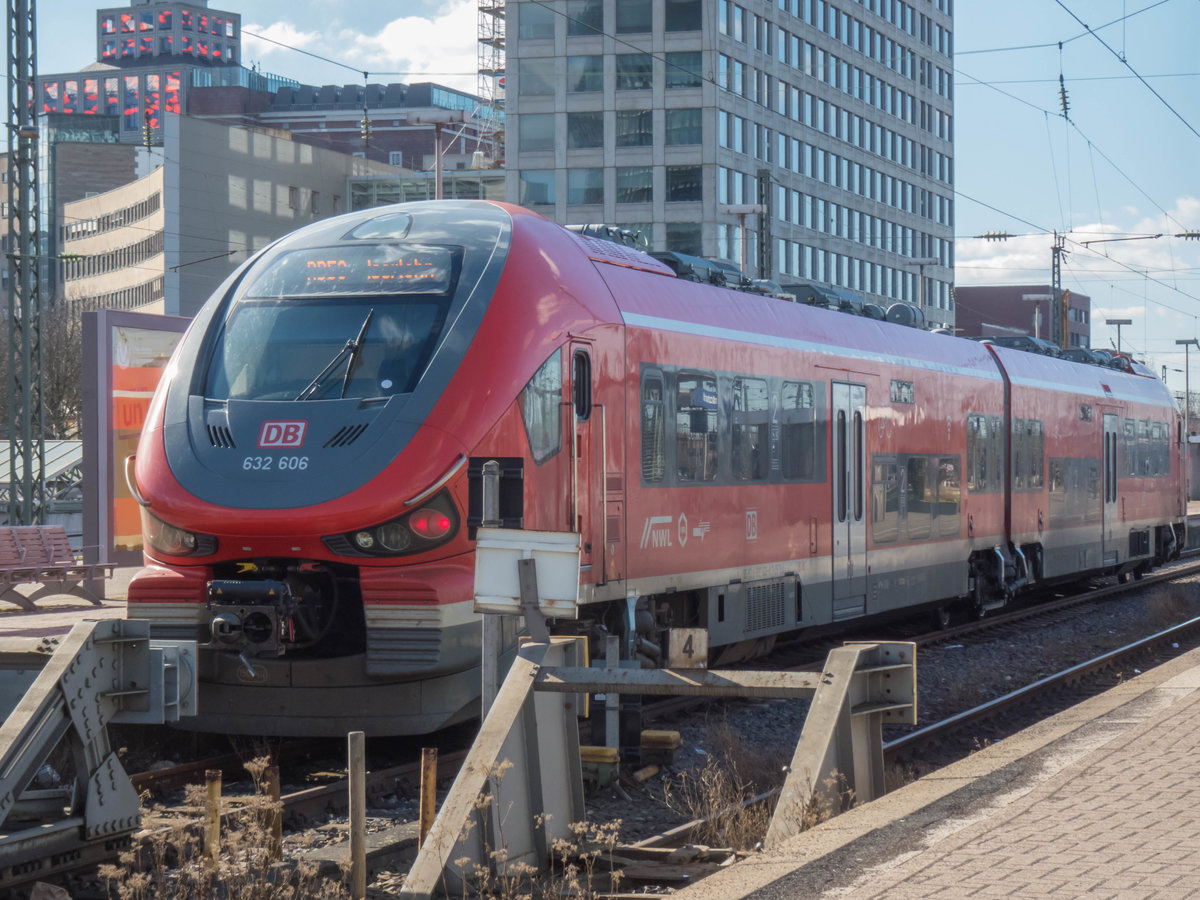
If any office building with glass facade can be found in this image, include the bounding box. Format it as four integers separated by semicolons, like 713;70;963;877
506;0;954;325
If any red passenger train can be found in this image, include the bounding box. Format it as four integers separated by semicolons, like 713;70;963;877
126;200;1185;735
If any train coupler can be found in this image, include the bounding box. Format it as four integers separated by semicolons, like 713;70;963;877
204;579;298;658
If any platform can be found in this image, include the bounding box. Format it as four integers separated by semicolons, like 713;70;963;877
676;643;1200;900
0;566;136;641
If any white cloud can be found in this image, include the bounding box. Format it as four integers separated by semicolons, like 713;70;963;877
245;1;480;94
957;196;1200;291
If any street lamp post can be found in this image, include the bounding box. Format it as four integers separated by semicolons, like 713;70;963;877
1107;318;1133;355
1022;293;1054;340
906;257;939;310
1176;338;1198;502
409;110;467;200
719;204;767;275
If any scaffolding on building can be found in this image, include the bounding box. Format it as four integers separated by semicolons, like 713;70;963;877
476;0;505;167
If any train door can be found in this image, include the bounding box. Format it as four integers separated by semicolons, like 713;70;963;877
569;343;598;579
1102;413;1119;566
832;382;867;618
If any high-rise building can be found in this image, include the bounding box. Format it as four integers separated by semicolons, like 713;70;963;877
39;1;253;145
505;0;955;327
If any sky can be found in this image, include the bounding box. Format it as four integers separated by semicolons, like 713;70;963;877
23;0;1200;394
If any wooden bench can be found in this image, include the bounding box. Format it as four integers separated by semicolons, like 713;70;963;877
0;525;115;610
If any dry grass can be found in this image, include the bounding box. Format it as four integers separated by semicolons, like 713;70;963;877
1143;583;1194;630
445;759;625;900
98;757;349;900
662;718;790;850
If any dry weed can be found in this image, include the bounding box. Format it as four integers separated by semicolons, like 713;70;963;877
449;759;623;899
98;756;348;900
1144;583;1193;630
662;717;789;849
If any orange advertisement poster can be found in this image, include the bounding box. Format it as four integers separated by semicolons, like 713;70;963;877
112;325;183;552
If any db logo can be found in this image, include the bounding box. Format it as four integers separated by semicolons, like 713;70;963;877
258;420;307;448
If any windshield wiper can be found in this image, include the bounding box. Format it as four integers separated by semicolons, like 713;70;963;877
294;309;375;401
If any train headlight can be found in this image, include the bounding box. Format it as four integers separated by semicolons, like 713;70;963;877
140;508;216;557
376;522;412;552
327;490;458;557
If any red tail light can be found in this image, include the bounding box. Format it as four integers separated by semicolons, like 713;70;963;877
409;508;452;540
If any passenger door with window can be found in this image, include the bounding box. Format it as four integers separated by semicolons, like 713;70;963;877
832;382;867;618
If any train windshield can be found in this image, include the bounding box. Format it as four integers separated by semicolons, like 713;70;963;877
204;244;460;401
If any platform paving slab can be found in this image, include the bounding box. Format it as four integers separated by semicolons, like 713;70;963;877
674;645;1200;900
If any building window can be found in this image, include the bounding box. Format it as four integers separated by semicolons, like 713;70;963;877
518;3;555;39
519;58;556;96
567;55;604;92
566;111;603;149
566;0;603;35
615;0;652;33
616;53;653;90
666;52;703;88
666;165;702;201
666;222;702;255
665;108;702;145
616;166;653;204
389;150;404;166
567;168;604;205
665;0;702;32
616;109;653;146
520;170;556;205
519;113;556;152
288;186;298;209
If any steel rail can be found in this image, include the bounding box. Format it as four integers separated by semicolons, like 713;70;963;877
884;611;1200;760
626;607;1200;859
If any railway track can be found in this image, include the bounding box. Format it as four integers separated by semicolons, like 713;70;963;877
608;601;1200;896
12;558;1200;896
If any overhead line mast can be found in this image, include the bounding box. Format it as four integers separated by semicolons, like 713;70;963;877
6;0;45;525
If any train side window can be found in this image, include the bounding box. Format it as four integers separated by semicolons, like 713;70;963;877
1029;420;1044;489
781;380;819;480
1151;421;1167;477
1137;420;1151;477
641;371;666;483
521;348;562;465
937;457;961;536
989;415;1004;493
572;350;592;421
905;456;932;540
1122;418;1136;477
731;376;769;481
836;410;847;522
1011;418;1026;491
853;410;864;521
871;458;899;543
676;371;719;482
966;414;983;492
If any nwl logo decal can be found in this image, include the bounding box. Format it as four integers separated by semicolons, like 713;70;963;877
258;420;308;448
640;516;674;549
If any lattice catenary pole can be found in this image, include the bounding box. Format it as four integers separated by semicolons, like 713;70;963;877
7;0;45;524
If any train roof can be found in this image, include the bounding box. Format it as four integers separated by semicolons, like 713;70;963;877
590;253;1003;384
985;342;1177;410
